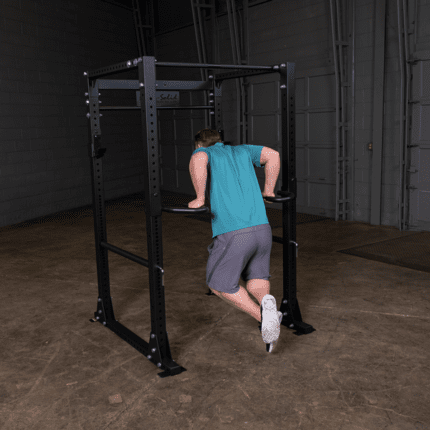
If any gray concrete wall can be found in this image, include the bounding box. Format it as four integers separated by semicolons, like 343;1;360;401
0;0;140;228
1;0;429;228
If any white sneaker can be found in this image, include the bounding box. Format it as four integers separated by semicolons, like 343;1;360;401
260;295;281;344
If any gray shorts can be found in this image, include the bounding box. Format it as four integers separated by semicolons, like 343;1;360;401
206;224;272;294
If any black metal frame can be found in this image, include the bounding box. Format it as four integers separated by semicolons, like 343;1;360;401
85;56;315;378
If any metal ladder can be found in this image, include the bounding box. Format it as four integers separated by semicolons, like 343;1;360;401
132;0;156;57
190;0;216;128
190;0;249;144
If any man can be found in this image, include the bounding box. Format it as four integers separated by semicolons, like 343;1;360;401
188;128;282;352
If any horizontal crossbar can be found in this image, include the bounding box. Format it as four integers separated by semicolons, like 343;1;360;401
155;61;273;70
97;79;213;91
99;106;213;110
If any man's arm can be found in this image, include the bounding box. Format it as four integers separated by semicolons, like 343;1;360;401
189;152;209;200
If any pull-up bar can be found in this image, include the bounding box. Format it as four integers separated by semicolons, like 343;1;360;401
99;106;214;111
154;61;275;70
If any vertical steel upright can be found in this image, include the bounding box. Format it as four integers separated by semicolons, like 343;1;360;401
137;56;178;371
87;58;187;378
277;63;310;333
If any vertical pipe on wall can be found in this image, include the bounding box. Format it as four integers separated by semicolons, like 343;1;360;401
413;0;418;49
336;0;347;221
190;1;209;127
402;0;411;231
197;4;208;65
351;0;356;222
396;0;405;231
231;0;243;145
370;0;386;226
150;0;157;57
191;1;204;69
329;0;340;222
242;0;249;144
226;0;242;145
243;0;249;63
212;0;218;64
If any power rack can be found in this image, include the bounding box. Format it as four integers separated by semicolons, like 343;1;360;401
84;56;315;378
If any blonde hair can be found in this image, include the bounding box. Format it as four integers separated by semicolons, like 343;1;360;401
194;128;222;148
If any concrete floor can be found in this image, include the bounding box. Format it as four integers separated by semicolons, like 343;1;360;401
0;200;429;430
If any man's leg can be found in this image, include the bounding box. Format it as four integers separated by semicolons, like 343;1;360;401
210;285;262;322
245;278;270;306
209;278;270;323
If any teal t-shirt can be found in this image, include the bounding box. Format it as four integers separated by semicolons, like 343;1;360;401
192;142;270;238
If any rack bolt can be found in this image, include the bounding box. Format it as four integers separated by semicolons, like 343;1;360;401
86;113;90;118
148;355;152;360
86;100;89;104
157;363;162;368
151;348;156;353
83;72;88;76
100;114;103;117
209;75;213;79
289;324;294;328
283;300;288;304
103;322;106;326
98;310;102;314
98;298;101;302
283;312;288;316
140;83;144;87
273;65;279;70
210;93;214;96
99;101;102;103
280;63;286;68
280;85;286;89
96;316;99;320
151;334;155;339
210;111;214;115
85;92;88;96
127;61;132;67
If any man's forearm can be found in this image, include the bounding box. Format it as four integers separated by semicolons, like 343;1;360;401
190;164;207;200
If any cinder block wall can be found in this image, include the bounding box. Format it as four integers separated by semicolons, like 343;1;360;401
0;0;139;228
1;0;428;229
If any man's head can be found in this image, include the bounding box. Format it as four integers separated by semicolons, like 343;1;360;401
194;128;222;149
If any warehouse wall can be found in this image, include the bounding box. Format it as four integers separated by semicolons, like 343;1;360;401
1;0;428;229
155;0;428;227
221;0;401;225
0;0;141;228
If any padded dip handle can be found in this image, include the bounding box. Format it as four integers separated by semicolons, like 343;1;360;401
162;190;295;220
262;190;295;203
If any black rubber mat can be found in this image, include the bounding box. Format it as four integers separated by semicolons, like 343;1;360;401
338;233;430;274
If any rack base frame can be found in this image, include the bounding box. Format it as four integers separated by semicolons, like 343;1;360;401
85;56;315;378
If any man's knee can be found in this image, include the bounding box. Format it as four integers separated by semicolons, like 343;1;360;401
210;287;222;296
210;287;238;296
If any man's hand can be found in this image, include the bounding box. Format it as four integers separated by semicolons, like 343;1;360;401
188;198;205;209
